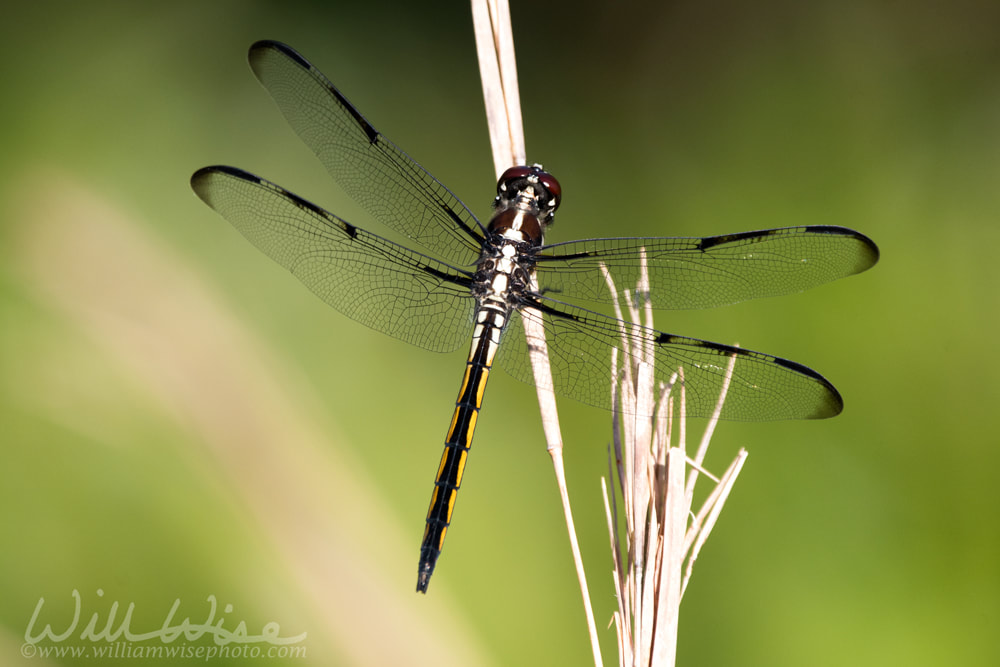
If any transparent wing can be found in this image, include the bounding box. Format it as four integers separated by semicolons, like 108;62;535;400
535;226;879;309
496;296;842;421
192;166;476;353
247;40;485;266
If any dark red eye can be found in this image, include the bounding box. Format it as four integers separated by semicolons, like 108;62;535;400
497;165;535;194
536;171;562;210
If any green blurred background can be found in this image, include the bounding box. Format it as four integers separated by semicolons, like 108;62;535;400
1;1;997;665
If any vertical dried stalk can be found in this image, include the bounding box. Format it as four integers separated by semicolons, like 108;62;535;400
471;2;603;665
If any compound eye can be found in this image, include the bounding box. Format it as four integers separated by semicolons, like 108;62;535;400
497;165;535;195
536;171;562;211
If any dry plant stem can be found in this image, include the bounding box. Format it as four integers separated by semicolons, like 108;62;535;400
681;448;747;598
652;444;687;666
601;476;628;659
470;2;603;665
650;371;686;667
471;0;524;174
601;258;746;667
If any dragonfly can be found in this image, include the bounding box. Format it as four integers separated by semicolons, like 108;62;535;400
191;40;879;593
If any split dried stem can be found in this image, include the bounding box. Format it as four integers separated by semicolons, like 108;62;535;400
471;2;602;665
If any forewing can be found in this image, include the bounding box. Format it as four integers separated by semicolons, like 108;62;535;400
247;40;485;266
192;166;476;353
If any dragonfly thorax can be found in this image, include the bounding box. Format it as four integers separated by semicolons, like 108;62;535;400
487;207;544;245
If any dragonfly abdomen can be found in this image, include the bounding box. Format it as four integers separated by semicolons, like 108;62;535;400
417;303;507;592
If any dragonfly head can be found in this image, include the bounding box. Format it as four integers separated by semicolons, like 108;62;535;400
493;164;562;227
